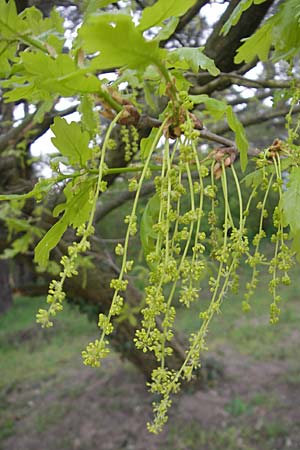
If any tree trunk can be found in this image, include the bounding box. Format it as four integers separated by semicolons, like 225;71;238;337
57;241;187;378
0;260;12;314
56;241;223;382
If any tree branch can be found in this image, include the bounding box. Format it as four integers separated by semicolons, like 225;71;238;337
204;0;275;73
95;182;155;223
215;104;300;135
161;0;209;46
0;104;77;153
191;72;292;95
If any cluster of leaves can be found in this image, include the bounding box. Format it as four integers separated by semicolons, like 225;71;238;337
1;0;300;434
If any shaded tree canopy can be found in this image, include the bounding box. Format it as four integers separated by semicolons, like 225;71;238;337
1;0;300;433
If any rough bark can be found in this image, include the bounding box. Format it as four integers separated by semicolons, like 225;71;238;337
204;0;275;73
63;244;187;377
0;260;13;314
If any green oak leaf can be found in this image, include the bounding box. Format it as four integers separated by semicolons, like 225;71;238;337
79;13;162;70
140;194;160;266
35;178;96;268
34;218;68;269
155;17;179;42
190;95;248;169
234;19;274;63
234;0;300;65
51;117;92;166
168;47;220;76
282;167;300;234
226;106;248;171
0;0;25;38
222;0;268;36
138;0;196;32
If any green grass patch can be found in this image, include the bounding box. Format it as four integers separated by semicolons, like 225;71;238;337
176;263;300;360
0;296;97;389
165;422;255;450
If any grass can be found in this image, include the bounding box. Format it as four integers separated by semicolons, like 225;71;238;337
176;262;300;360
0;295;97;389
0;259;300;450
166;422;256;450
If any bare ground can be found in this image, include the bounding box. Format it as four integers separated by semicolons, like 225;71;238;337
2;346;300;450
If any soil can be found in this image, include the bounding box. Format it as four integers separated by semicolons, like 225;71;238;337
2;347;300;450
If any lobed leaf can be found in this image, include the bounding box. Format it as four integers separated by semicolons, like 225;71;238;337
51;117;92;166
155;16;179;42
34;217;68;269
79;13;162;70
0;0;24;38
235;0;300;64
168;47;220;76
282;167;300;234
0;178;55;202
226;106;248;171
3;52;101;103
140;194;160;265
78;95;98;138
140;128;159;160
138;0;196;32
190;95;248;170
35;178;96;268
222;0;269;36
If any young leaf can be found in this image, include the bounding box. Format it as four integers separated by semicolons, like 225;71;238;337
51;117;92;166
190;94;227;119
242;168;264;188
0;40;17;77
226;106;248;171
222;0;268;36
155;17;179;42
291;230;300;262
35;178;96;268
0;178;55;201
78;13;162;70
1;234;33;259
234;18;275;64
20;6;64;43
52;179;96;229
34;217;68;269
189;95;248;170
0;0;24;38
3;52;101;103
282;167;300;235
140;194;160;265
140;128;159;160
138;0;196;32
233;0;300;64
78;95;98;138
168;47;220;76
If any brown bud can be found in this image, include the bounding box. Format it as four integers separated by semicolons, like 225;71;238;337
189;112;203;130
118;104;140;126
213;162;222;180
224;156;232;167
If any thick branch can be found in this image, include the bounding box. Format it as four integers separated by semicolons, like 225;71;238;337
161;0;209;46
191;73;292;95
215;105;300;135
204;0;275;74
